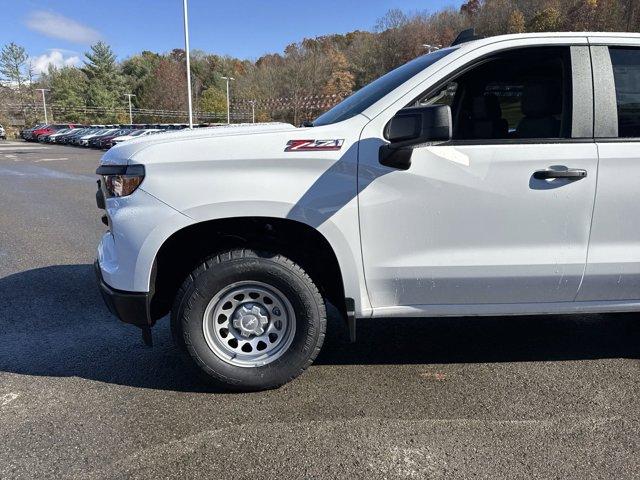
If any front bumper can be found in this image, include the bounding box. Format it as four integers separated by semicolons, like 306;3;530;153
94;261;152;327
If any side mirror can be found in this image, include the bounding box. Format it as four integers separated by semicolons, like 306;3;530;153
380;104;452;170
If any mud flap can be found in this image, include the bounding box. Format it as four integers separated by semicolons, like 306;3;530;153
345;298;356;343
141;325;153;346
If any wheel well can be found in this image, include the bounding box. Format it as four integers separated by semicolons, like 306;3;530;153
150;217;347;322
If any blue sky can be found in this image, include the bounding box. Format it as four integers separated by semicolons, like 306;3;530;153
0;0;464;74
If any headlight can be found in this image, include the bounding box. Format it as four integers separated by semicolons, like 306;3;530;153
95;164;145;198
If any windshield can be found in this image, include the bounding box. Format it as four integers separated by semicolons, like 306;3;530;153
313;47;456;126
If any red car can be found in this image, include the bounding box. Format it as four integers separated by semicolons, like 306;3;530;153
29;124;78;142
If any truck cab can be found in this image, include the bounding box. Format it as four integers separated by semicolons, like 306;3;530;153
95;32;640;390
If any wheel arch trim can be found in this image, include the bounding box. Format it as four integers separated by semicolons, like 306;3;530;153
138;200;371;317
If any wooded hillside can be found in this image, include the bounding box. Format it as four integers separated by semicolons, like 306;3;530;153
1;0;638;126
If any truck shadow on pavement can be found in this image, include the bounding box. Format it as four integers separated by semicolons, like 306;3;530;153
1;264;639;393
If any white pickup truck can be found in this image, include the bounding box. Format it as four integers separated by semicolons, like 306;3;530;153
95;31;640;390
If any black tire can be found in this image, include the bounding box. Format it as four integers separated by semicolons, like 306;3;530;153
171;249;327;391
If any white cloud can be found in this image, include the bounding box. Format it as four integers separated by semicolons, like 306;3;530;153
26;10;102;44
32;50;81;75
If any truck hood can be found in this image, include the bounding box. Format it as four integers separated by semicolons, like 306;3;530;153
100;122;297;165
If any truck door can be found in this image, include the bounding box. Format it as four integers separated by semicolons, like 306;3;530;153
577;42;640;301
358;44;599;311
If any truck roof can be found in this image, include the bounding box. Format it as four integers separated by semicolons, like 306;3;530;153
457;31;640;51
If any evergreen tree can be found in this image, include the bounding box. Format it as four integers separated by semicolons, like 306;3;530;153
0;42;35;122
82;41;125;121
121;51;161;102
42;65;88;122
0;42;29;87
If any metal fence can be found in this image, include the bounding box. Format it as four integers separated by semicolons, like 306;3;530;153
0;93;347;126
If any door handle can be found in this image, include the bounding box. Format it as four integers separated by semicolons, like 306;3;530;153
533;168;587;180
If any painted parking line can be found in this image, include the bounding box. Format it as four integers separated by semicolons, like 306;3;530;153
0;144;49;150
0;393;19;406
0;164;94;181
34;158;69;162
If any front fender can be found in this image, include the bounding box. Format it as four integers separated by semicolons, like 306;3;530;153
123;116;372;316
181;200;371;317
98;188;194;292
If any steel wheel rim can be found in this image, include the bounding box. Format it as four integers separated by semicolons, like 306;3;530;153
202;281;296;367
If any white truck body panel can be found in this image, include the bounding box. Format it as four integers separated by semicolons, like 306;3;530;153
96;32;640;320
99;119;372;314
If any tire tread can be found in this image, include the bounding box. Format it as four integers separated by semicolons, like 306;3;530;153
170;248;327;391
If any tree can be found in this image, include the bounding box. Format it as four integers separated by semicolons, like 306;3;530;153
322;49;354;97
343;31;377;88
527;6;563;32
121;51;161;103
82;41;126;122
0;42;35;122
624;0;640;30
507;9;526;33
475;0;520;36
6;2;640;127
460;0;481;17
371;10;413;76
0;42;29;85
41;65;88;122
138;58;187;122
199;87;226;120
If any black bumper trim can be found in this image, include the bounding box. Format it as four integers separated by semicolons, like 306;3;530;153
94;261;152;327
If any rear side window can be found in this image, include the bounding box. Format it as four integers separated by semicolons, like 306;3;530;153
609;47;640;138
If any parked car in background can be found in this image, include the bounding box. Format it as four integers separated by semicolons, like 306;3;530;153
40;127;74;143
47;127;84;143
89;127;133;150
89;129;131;149
29;124;78;142
62;127;114;146
20;123;175;149
104;129;142;148
70;128;105;146
0;124;6;140
78;128;119;147
57;128;90;145
21;124;46;141
110;129;161;146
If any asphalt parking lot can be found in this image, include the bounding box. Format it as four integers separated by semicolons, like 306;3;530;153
0;139;639;479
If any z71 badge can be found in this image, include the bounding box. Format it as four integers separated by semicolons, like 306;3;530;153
284;139;344;152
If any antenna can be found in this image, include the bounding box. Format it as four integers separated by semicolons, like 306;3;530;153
451;28;483;46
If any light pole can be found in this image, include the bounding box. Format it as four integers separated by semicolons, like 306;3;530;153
221;76;234;124
36;88;50;123
182;0;194;128
249;100;256;123
124;93;136;125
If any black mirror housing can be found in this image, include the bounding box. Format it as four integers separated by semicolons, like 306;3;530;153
380;105;452;170
385;104;452;146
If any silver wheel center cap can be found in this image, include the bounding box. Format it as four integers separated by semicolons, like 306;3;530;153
242;316;258;330
232;303;269;337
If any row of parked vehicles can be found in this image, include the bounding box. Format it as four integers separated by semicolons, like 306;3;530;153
21;123;191;150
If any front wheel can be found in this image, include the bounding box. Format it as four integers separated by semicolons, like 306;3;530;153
171;249;327;391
